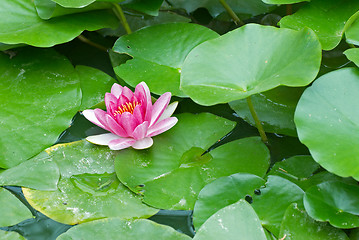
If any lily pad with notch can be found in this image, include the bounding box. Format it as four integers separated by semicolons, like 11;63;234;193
181;24;321;106
112;23;219;97
22;140;158;225
115;113;270;210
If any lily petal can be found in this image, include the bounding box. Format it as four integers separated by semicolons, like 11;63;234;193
108;138;136;150
133;104;143;123
94;109;111;131
132;137;153;149
120;112;139;136
86;133;121;145
150;92;171;127
82;109;106;129
132;121;149;140
105;115;128;137
146;117;178;137
135;82;152;122
122;86;134;100
105;93;117;115
157;101;178;123
111;83;123;98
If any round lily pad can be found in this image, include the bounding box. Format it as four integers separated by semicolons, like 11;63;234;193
251;175;304;237
279;0;359;50
193;200;267;240
23;140;158;225
279;203;350;240
0;48;81;169
193;173;265;230
294;68;359;180
76;65;117;111
0;230;25;240
0;0;118;47
113;23;219;97
304;181;359;228
115;113;270;210
229;86;305;136
0;188;32;227
57;218;191;240
181;24;321;106
344;48;359;67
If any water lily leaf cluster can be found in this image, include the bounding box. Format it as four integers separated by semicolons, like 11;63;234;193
0;0;359;239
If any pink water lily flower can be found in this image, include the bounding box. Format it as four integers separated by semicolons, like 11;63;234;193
82;82;178;150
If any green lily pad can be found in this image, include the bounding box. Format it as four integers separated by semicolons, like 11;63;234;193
57;218;191;240
115;113;270;210
262;0;308;4
76;65;117;111
23;140;158;225
279;0;359;50
113;23;219;97
0;0;118;47
294;68;359;180
167;0;273;19
193;173;265;230
267;155;357;190
0;188;32;227
34;0;112;20
0;230;25;240
279;203;350;240
345;11;359;46
251;175;304;237
181;24;321;106
51;0;120;8
304;181;359;228
121;0;164;16
193;200;267;240
0;152;59;190
344;48;359;67
0;48;81;169
229;86;305;136
100;11;190;37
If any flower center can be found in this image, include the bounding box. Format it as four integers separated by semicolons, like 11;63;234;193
114;101;140;116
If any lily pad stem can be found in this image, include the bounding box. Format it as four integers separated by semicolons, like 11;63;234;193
112;3;132;34
77;35;107;52
219;0;244;26
246;96;268;144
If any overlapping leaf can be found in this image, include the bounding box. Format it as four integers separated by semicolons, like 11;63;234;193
279;0;359;50
0;48;81;168
193;200;267;240
113;23;219;97
57;218;191;240
229;86;305;136
279;203;350;240
193;173;265;230
0;188;32;227
0;0;118;47
23;140;158;225
115;113;270;210
181;24;321;105
304;181;359;228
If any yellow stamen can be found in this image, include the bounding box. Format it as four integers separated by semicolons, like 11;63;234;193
114;101;140;116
